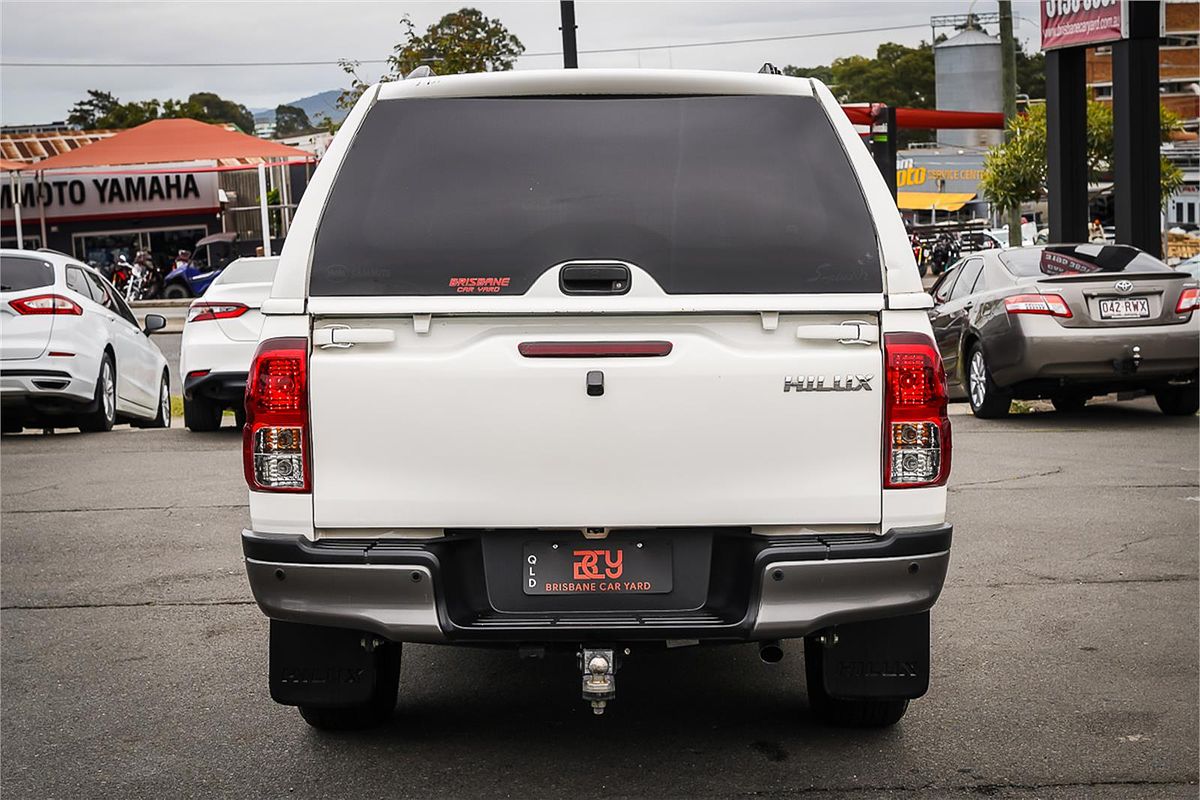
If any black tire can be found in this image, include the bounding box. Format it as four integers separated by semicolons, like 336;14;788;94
162;282;191;299
135;374;172;429
804;637;908;728
183;396;223;432
1050;392;1089;413
1155;384;1199;416
965;343;1011;419
2;414;24;434
298;644;401;731
78;353;117;433
234;405;246;429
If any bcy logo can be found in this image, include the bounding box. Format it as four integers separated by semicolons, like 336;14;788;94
573;549;624;580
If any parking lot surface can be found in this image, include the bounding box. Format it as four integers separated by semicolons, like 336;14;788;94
1;400;1197;799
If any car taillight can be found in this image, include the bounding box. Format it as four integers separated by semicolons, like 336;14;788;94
188;302;248;322
243;337;310;492
8;294;83;315
1176;288;1199;314
884;332;951;489
1004;293;1072;318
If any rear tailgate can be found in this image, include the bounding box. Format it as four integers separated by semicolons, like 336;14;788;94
1;254;57;360
309;311;882;529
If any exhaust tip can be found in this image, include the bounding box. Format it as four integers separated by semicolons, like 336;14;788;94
759;642;784;664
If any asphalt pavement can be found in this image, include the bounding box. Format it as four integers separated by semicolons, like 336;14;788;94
1;399;1197;799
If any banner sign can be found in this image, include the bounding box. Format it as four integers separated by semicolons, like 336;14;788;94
0;164;219;225
1041;0;1127;50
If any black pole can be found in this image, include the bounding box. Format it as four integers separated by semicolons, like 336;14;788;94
1045;47;1088;244
1112;1;1161;257
871;106;897;201
560;1;578;69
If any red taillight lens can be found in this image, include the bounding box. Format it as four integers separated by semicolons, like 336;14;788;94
187;302;249;323
884;332;951;489
8;294;83;315
1176;288;1199;314
1004;293;1072;318
243;337;310;492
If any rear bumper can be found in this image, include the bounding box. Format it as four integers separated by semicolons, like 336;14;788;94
183;370;246;403
242;524;951;644
0;366;95;409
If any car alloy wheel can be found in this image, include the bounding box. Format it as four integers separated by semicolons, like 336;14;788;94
101;360;116;425
968;350;987;409
160;378;171;427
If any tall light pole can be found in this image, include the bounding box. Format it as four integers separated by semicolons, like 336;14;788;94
999;0;1022;247
560;1;578;69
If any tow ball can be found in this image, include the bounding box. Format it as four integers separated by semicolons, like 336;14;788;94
580;647;617;715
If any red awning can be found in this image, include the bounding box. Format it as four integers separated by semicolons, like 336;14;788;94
841;106;1006;130
29;118;310;171
0;158;26;172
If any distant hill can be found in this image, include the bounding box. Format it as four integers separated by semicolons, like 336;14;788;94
252;90;346;125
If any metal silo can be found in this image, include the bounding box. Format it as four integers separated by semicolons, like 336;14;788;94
935;27;1004;149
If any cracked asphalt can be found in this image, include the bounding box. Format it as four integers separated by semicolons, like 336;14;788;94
1;397;1197;799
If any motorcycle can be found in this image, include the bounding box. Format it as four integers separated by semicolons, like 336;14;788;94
929;233;960;276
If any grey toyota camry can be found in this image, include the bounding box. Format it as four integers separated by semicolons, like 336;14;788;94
929;244;1199;418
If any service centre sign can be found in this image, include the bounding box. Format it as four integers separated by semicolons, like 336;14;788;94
1041;0;1127;50
0;164;219;224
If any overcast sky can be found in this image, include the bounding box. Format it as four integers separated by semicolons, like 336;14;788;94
0;0;1042;125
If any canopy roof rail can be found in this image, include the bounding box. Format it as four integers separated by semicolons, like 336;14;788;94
406;66;436;80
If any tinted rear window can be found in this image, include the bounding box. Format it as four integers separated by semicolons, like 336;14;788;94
1001;245;1174;277
310;95;881;296
0;255;54;292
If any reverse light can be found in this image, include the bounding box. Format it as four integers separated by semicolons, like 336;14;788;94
1004;293;1072;318
188;302;248;323
884;332;951;488
8;294;83;315
1176;287;1199;314
243;337;309;492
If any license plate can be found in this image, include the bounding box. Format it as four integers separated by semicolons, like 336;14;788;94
523;539;673;595
1098;297;1150;319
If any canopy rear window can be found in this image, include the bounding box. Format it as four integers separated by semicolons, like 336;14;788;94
310;95;881;296
1001;245;1175;278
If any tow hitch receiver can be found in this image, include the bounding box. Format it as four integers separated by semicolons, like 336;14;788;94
580;647;617;715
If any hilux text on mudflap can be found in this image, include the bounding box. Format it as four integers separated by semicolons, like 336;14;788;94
240;68;952;730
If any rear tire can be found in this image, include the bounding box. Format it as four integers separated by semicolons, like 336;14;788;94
183;396;223;432
804;638;909;727
1050;392;1089;413
162;282;190;299
2;414;24;434
298;644;401;731
966;344;1011;419
1155;384;1199;416
78;354;116;433
234;405;246;429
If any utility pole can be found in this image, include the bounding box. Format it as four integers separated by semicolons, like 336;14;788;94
998;0;1022;247
560;1;578;69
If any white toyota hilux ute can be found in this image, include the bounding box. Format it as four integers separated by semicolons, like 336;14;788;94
241;69;953;730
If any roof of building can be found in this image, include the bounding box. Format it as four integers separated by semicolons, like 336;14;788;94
936;28;999;48
0;129;117;164
12;119;310;171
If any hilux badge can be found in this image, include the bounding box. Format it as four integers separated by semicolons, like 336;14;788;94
784;375;874;392
1114;280;1134;295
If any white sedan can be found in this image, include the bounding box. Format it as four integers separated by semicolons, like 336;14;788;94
1;249;171;433
179;257;279;431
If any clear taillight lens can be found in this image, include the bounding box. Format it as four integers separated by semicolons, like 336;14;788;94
243;337;310;492
884;332;951;488
187;302;248;323
1004;293;1072;318
1176;288;1199;314
8;294;83;315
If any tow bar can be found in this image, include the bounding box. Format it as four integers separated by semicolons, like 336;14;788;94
580;647;617;715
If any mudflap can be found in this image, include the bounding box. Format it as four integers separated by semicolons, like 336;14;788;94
811;611;930;700
268;620;383;708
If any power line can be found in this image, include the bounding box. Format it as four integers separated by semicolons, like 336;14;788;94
0;21;935;68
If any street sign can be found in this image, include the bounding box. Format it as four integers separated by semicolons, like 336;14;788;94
1040;0;1127;50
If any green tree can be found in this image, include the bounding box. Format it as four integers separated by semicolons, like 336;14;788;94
162;92;255;133
273;104;314;138
338;8;524;109
67;90;254;132
1015;41;1045;100
981;101;1184;216
784;41;936;108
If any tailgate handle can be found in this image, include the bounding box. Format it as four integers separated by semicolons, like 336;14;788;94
559;264;631;295
795;321;879;346
314;325;396;349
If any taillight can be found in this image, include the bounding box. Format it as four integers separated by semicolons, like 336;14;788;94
243;337;310;492
8;294;83;315
1004;293;1072;318
1176;287;1199;314
884;332;951;489
188;302;248;323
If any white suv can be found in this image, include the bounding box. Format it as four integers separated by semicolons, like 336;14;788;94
240;70;953;730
